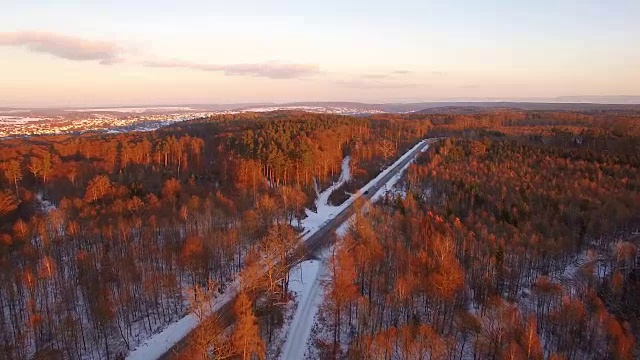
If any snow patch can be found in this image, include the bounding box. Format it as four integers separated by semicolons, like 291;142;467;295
36;193;57;213
301;156;351;238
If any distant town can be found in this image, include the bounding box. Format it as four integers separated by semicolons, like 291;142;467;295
0;105;388;138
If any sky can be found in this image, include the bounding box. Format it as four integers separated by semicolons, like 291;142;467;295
1;0;639;107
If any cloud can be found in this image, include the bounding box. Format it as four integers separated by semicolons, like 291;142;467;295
0;31;123;65
336;79;421;89
361;70;414;79
0;31;318;79
361;73;391;79
143;60;320;79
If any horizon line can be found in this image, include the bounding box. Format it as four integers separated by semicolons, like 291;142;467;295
3;96;640;110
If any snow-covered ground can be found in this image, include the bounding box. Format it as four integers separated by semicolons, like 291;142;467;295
126;139;431;360
301;156;351;238
127;156;355;360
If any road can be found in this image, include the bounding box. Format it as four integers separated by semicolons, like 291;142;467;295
155;139;433;360
299;140;431;259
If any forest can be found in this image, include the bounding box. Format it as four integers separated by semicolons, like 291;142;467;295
0;109;639;359
0;111;429;359
311;113;640;360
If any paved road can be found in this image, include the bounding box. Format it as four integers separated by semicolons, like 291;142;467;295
300;140;432;259
157;139;433;360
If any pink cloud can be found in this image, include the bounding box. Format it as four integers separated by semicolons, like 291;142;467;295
0;31;319;79
0;31;122;65
143;60;319;79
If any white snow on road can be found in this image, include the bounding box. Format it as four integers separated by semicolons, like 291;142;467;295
126;314;198;360
126;280;240;360
370;147;423;202
360;139;428;195
280;258;327;360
